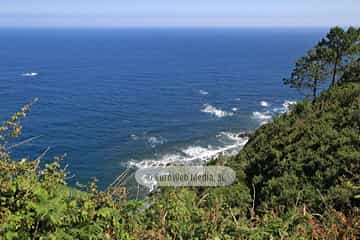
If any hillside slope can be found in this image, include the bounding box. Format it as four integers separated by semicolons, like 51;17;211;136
142;82;360;239
1;82;359;239
231;82;360;212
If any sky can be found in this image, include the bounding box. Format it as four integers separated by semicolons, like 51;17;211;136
0;0;359;28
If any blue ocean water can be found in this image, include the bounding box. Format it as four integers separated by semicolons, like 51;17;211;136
0;28;326;187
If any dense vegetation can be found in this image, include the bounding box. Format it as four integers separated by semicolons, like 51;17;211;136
0;27;359;239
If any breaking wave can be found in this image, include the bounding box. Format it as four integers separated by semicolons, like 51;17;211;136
147;136;167;148
252;111;272;125
127;100;296;170
130;134;167;148
252;111;272;120
274;100;297;114
252;100;296;125
129;131;249;168
21;72;38;77
201;104;234;118
260;101;270;107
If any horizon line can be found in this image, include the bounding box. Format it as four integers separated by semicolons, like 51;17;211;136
0;25;352;29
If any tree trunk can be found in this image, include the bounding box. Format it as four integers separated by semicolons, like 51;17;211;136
331;60;338;87
312;78;318;104
331;51;339;87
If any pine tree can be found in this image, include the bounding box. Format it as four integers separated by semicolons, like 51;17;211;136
316;26;360;87
283;50;328;103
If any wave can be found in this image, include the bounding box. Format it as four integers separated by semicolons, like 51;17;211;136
130;134;139;141
260;101;270;107
272;100;297;114
252;100;297;125
130;134;167;148
128;100;297;169
252;111;272;120
282;100;297;112
21;72;38;77
147;136;167;148
201;104;234;118
199;89;209;95
129;131;249;168
232;107;238;112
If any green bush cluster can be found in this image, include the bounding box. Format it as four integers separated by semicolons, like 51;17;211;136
234;83;360;212
0;101;146;239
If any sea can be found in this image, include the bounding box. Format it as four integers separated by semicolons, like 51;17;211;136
0;27;327;188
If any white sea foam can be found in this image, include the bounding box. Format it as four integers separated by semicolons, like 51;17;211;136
129;131;249;169
232;107;238;112
129;134;167;148
129;154;181;168
252;111;272;120
218;131;246;142
130;134;139;141
181;146;209;157
199;90;209;95
201;104;234;118
260;101;270;107
252;110;273;125
147;136;167;148
282;100;297;112
252;100;297;126
21;72;38;77
129;100;298;170
259;120;268;126
273;100;297;114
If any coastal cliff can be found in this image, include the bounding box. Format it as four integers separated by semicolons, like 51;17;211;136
1;81;359;239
